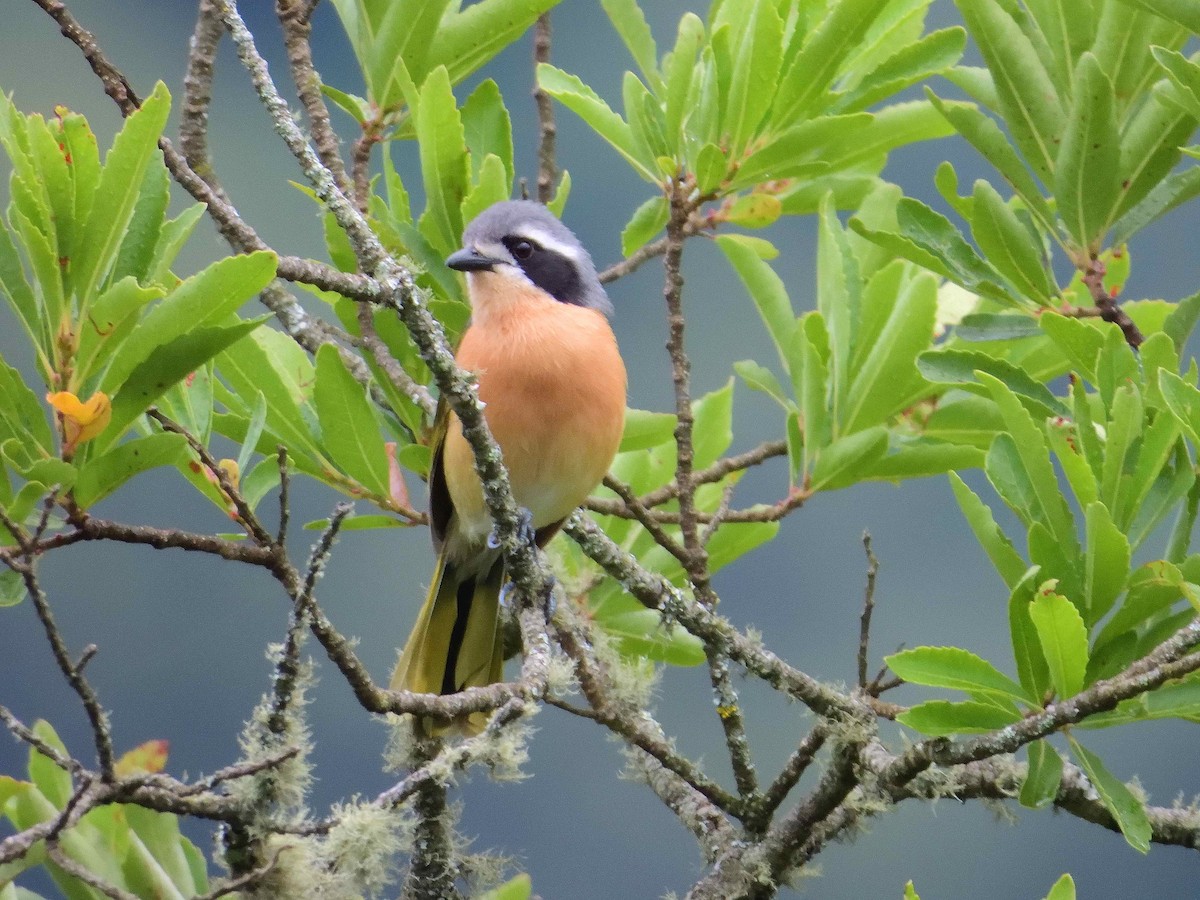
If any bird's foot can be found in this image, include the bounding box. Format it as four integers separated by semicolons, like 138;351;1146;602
516;506;537;547
486;507;538;550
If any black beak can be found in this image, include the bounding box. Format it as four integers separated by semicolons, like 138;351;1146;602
446;248;503;272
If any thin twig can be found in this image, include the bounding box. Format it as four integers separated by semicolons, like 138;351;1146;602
19;561;116;777
276;0;352;196
857;532;879;690
533;13;557;203
276;446;291;545
1081;255;1143;348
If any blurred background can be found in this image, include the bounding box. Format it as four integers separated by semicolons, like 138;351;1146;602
1;1;1198;897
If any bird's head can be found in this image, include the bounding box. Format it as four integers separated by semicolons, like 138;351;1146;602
446;200;612;315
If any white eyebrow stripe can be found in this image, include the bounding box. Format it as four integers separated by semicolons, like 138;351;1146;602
520;225;581;262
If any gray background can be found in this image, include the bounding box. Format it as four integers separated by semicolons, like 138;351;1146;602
1;1;1198;897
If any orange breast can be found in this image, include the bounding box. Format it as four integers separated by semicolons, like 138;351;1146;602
441;278;626;548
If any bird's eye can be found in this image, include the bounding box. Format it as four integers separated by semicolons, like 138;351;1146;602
510;239;535;260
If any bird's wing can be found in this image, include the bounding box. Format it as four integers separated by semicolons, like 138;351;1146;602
426;397;453;550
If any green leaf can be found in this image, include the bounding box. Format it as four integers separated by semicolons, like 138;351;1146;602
1083;501;1130;625
74;277;163;387
1157;369;1200;445
594;596;705;666
619;408;676;452
621;196;669;256
691;380;734;469
1009;566;1052;700
0;357;53;453
0;569;25;606
850;199;1013;306
1067;737;1152;853
717;234;796;371
956;0;1064;180
926;92;1054;229
843;272;937;432
838;27;967;113
110;161;170;287
897;699;1021;735
733;360;792;411
1020;739;1063;809
861;440;984;483
1112;167;1200;247
1112;0;1200;31
723;0;783;154
416;67;470;256
1043;874;1076;900
969;180;1055;303
772;0;885;123
74;82;172;306
886;645;1034;704
1055;54;1120;251
981;373;1077;547
74;433;188;508
431;0;560;88
601;0;662;94
476;873;534;900
235;391;268;486
811;427;888;491
28;721;70;809
954;313;1044;342
917;349;1069;418
0;218;43;361
102;318;268;452
948;472;1028;587
100;251;278;395
462;79;514;186
1029;587;1088;697
314;344;389;496
537;64;656;182
321;84;371;124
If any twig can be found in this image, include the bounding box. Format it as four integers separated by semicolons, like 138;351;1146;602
602;475;690;565
552;611;744;816
883;620;1200;790
47;845;137;900
533;13;557;203
356;302;438;419
276;0;352;197
17;560;116;778
147;409;276;547
753;723;828;830
181;0;229;199
565;513;860;719
196;847;287;900
1081;256;1143;348
350;121;382;215
405;739;462;900
276;446;291;545
857;532;879;690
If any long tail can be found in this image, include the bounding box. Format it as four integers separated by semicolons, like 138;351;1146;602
391;546;505;734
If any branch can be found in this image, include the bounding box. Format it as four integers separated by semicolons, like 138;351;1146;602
883;619;1200;789
15;558;115;777
564;514;860;721
1081;255;1143;348
857;532;880;690
275;0;352;197
532;13;556;204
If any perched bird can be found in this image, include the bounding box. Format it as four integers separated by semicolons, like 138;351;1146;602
391;200;627;730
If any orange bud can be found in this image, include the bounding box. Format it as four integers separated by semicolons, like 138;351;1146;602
114;739;169;777
46;391;112;454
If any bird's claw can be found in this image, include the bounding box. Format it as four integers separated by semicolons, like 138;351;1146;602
486;507;538;550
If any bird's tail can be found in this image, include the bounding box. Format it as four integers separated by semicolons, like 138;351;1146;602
391;545;505;735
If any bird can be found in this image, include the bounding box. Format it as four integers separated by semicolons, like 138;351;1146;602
391;200;627;732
